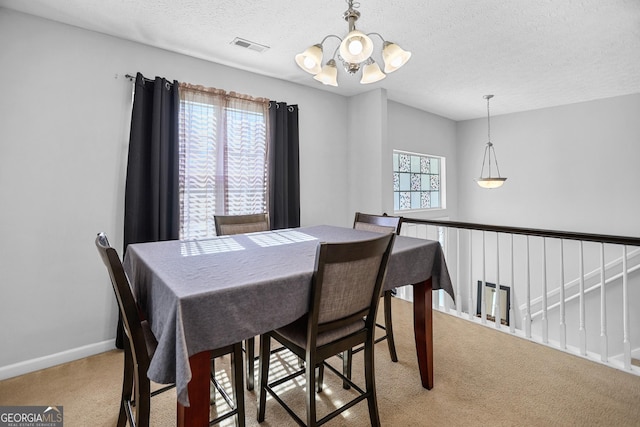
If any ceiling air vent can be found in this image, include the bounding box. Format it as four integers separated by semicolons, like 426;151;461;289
231;37;270;53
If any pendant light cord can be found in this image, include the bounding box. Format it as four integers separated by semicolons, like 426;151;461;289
487;96;491;143
479;94;503;179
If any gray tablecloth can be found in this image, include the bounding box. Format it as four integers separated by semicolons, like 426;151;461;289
123;225;453;405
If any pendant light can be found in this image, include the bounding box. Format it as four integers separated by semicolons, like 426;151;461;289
476;95;507;189
295;0;411;86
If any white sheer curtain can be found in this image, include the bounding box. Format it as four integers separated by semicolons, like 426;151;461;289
178;83;270;240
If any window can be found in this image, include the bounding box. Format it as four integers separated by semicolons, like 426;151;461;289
393;150;444;211
178;84;269;240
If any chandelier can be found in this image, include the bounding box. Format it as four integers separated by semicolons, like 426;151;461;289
476;95;507;189
294;0;412;86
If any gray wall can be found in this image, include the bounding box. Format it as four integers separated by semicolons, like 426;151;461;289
454;95;640;356
387;100;458;219
456;94;640;236
0;9;352;375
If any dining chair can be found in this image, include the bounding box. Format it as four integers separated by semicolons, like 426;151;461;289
353;212;402;358
214;213;270;236
213;212;270;391
257;233;395;427
95;233;245;427
332;212;404;390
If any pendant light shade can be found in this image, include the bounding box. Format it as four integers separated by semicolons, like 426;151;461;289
476;95;507;189
295;44;323;75
294;0;411;87
360;59;386;84
313;59;339;86
476;176;507;189
382;41;412;73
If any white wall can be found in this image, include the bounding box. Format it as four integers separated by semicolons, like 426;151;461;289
0;9;350;374
456;94;640;236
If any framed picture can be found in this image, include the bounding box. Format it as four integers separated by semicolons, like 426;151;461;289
476;281;510;326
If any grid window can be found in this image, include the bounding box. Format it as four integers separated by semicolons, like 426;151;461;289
393;150;444;211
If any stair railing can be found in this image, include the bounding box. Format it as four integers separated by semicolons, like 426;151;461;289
398;217;640;373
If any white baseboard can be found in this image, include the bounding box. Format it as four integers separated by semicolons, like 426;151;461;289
0;340;117;381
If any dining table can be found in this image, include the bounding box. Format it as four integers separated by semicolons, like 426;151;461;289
123;225;454;427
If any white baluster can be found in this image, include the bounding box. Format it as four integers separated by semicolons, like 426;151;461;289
542;238;548;343
468;230;474;320
579;241;587;356
495;233;501;329
623;245;631;370
444;226;449;312
431;226;437;310
600;243;608;362
481;230;487;324
524;236;531;338
456;228;461;316
559;239;566;349
509;234;515;333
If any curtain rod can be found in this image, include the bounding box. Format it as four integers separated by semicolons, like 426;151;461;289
125;74;175;86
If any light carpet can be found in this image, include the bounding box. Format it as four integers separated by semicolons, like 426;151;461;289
1;298;639;426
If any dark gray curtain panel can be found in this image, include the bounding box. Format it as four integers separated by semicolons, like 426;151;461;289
119;73;179;348
124;72;180;252
268;101;300;229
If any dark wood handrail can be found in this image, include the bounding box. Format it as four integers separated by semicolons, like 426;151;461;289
400;217;640;247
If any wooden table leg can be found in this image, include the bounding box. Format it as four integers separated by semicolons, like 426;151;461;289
177;350;210;427
412;277;434;389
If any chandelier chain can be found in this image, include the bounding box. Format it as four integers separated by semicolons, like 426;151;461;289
346;0;360;9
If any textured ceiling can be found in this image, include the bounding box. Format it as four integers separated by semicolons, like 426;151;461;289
1;0;639;120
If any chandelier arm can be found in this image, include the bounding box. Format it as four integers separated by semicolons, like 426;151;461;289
330;45;340;60
366;32;386;42
320;34;343;46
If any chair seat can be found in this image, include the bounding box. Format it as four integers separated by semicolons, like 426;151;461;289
276;316;365;348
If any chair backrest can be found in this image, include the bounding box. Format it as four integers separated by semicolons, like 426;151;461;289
308;234;395;339
214;213;270;236
353;212;402;235
95;233;151;369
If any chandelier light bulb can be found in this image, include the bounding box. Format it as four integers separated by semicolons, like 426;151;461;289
303;57;316;70
348;39;363;55
339;30;373;64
